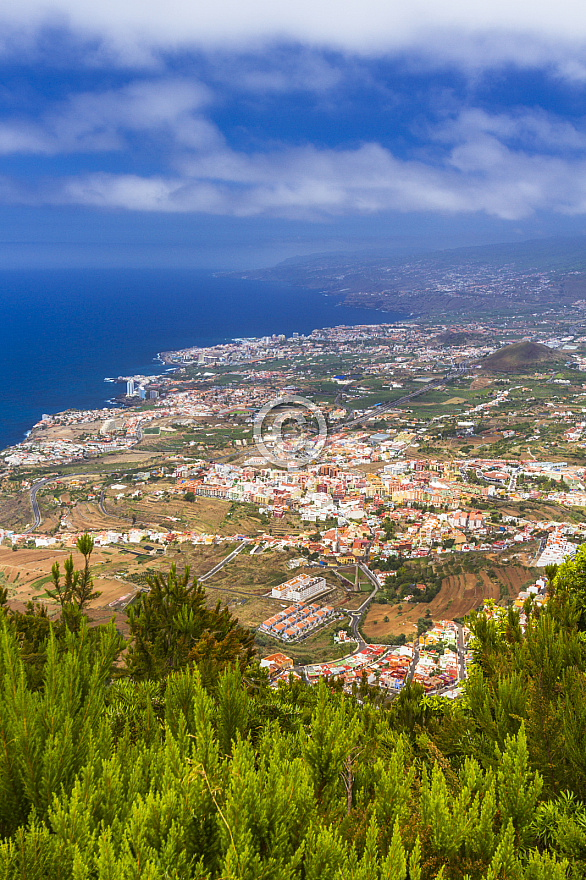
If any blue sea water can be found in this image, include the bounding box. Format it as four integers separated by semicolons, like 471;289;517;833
0;268;402;452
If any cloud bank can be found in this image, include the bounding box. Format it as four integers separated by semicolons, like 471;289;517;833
3;0;586;68
1;1;586;227
0;78;585;222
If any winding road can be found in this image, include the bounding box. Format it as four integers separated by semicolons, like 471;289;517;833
339;562;382;653
25;471;134;534
25;471;94;534
24;477;54;533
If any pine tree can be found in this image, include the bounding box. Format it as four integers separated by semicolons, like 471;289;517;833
125;564;255;685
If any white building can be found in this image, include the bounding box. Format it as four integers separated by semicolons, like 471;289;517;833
271;574;329;603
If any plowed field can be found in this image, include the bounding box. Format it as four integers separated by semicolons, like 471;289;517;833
363;564;534;640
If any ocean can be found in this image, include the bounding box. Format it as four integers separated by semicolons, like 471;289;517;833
0;268;402;452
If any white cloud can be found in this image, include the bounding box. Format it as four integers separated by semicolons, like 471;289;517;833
1;0;586;70
36;136;586;222
435;108;586;153
0;79;213;155
3;79;586;223
208;51;345;94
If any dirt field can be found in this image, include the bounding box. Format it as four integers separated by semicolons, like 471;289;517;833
104;486;272;536
199;551;347;628
0;545;132;612
0;491;34;532
362;564;534;640
68;502;127;532
470;377;494;390
0;539;355;658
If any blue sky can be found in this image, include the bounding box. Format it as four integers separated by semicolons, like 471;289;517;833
2;0;586;267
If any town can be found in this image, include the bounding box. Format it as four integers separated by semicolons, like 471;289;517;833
0;314;584;697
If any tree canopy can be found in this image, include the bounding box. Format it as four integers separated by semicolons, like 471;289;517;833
0;548;585;877
125;563;255;686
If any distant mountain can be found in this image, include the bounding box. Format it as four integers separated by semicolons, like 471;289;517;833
480;341;561;372
246;234;586;277
234;234;586;320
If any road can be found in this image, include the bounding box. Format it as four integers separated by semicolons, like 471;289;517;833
406;639;421;682
26;468;146;534
198;538;249;583
339;563;381;653
24;477;54;533
291;563;467;691
341;362;470;429
530;536;547;566
508;466;521;493
99;486;134;525
407;625;466;686
98;486;138;531
25;471;91;534
291;562;383;679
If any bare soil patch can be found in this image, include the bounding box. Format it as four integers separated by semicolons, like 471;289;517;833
362;563;533;639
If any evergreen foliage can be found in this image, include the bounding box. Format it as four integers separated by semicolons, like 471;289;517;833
125;564;255;686
1;554;586;877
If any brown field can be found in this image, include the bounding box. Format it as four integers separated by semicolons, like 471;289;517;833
338;592;370;610
0;536;353;656
0;545;133;613
29;420;106;443
104;486;268;535
470;377;494;390
0;491;34;532
68;502;127;532
362;564;534;640
199;551;347;628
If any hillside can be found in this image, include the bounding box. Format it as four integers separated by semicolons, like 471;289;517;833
233;234;586;319
481;340;560;372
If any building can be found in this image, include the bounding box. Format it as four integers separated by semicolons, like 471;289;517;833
126;379;135;396
260;653;293;670
271;574;329;603
259;603;335;641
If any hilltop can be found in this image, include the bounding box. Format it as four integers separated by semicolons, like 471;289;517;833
480;340;560;372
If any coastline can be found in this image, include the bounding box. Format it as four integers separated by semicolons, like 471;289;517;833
0;268;405;457
0;317;410;469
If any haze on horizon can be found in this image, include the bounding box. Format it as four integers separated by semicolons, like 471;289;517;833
2;0;586;269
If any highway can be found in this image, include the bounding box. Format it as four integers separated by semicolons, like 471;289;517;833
341;363;470;429
24;477;53;533
25;470;138;534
